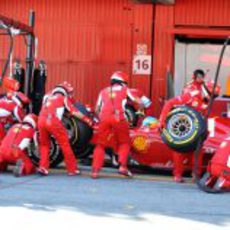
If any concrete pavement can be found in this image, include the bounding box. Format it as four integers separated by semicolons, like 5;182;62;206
0;166;229;230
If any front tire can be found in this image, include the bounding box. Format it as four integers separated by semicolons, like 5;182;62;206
161;106;207;153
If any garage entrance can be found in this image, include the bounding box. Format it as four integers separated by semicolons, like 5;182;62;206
174;38;230;96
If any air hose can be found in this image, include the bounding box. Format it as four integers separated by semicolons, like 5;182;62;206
194;36;230;193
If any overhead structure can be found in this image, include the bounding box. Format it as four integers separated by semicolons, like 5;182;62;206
0;11;35;97
0;14;33;35
132;0;175;4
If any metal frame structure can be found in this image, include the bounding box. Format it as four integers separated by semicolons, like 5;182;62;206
0;11;35;97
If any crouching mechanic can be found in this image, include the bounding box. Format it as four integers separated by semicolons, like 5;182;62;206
38;81;92;176
204;137;230;191
91;71;144;179
0;114;37;176
159;80;221;183
0;91;30;143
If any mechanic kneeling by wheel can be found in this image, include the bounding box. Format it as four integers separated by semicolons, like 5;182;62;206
159;78;221;183
37;81;93;176
0;114;37;176
91;71;144;179
0;90;30;143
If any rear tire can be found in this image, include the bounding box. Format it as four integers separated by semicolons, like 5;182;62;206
28;136;64;168
62;102;94;159
125;104;138;127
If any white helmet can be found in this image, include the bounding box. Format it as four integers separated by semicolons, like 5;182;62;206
110;71;129;85
23;114;38;129
52;81;74;97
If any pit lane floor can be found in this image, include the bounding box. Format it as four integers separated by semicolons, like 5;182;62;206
0;166;229;230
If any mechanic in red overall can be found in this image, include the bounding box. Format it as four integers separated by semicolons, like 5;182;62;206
205;137;230;190
0;91;30;143
159;80;221;183
0;114;37;176
91;71;144;179
38;81;92;176
183;69;206;94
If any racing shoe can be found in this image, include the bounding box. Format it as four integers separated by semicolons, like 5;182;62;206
13;159;24;177
118;166;133;178
68;169;81;176
37;167;49;176
173;176;185;183
91;170;99;179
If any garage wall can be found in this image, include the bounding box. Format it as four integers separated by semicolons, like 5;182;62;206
0;0;153;105
175;0;230;27
151;4;174;115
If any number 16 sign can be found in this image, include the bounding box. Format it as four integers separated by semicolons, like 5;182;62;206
133;55;152;75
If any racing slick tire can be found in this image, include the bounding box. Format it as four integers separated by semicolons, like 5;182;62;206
28;102;93;167
161;106;207;153
62;102;93;159
28;136;64;168
125;104;138;127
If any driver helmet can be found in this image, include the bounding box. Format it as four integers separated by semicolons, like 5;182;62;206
142;116;159;128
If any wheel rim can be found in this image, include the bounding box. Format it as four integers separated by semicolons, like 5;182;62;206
28;137;59;164
167;113;194;139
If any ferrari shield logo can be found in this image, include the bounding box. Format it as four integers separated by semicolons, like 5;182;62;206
109;92;116;99
13;127;20;133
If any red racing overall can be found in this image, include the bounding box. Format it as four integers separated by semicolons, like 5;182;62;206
38;92;91;174
182;80;204;94
0;123;35;174
92;84;138;173
159;88;208;181
0;95;25;143
207;137;230;189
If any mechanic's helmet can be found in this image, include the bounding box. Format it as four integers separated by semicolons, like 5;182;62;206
204;80;221;98
142;116;159;128
23;113;38;129
110;71;129;85
2;77;20;92
52;81;74;96
192;69;205;80
12;92;30;107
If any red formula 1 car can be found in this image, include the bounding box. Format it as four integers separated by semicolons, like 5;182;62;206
28;95;230;172
130;111;230;171
88;100;230;172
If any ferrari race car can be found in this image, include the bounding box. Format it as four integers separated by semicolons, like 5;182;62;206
28;96;230;172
